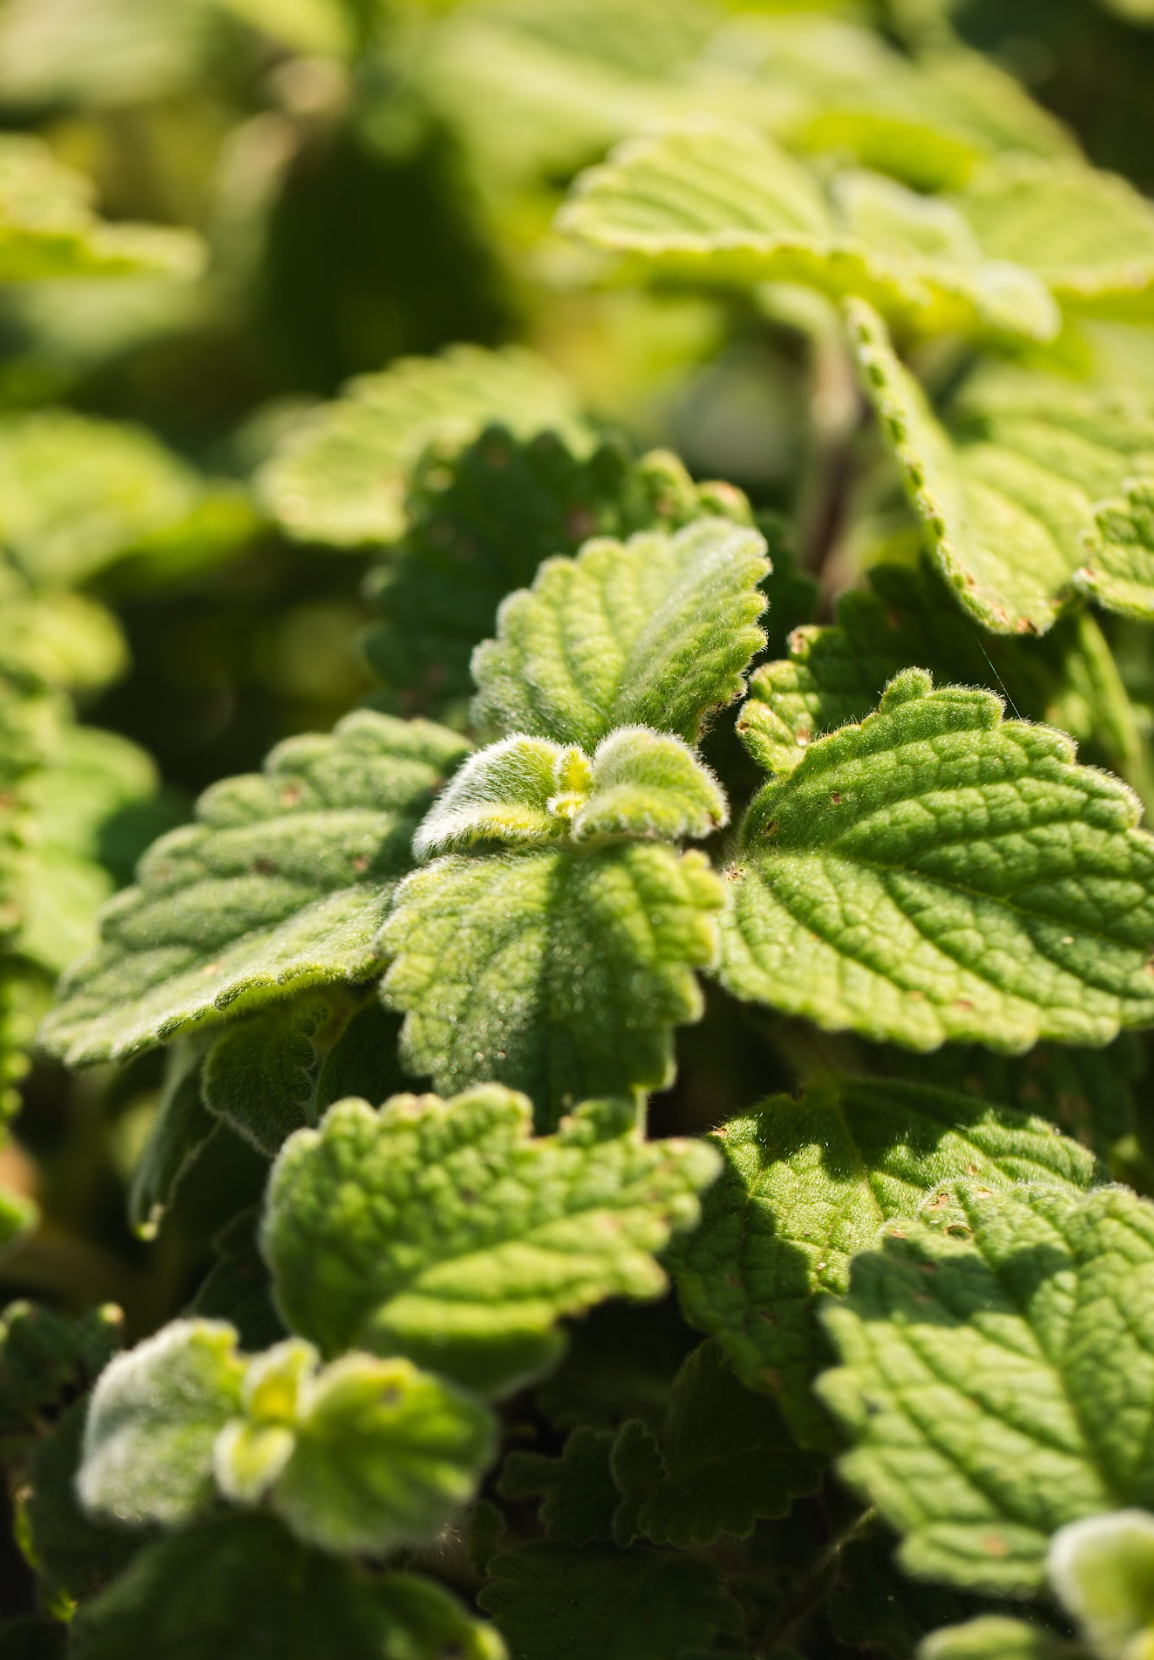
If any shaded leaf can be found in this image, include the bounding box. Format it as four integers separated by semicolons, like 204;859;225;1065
499;1426;618;1546
1077;480;1154;621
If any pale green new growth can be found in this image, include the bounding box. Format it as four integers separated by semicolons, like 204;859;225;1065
259;345;591;547
559;122;1058;342
414;730;726;858
262;1086;720;1397
381;844;723;1117
79;1320;496;1556
41;711;471;1067
1049;1512;1154;1660
1078;482;1154;620
957;157;1154;319
471;517;769;747
673;1076;1099;1445
719;670;1154;1052
0;134;203;280
819;1184;1154;1592
79;1320;245;1528
848;300;1154;635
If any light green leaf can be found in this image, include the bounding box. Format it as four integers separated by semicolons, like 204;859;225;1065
0;569;126;694
78;1319;245;1529
956;157;1154;320
0;410;237;589
736;559;1146;792
848;299;1154;634
920;1619;1085;1660
1077;482;1154;621
0;135;203;281
259;346;591;548
818;1183;1154;1592
559;122;1058;343
673;1076;1100;1446
380;844;724;1119
262;1085;719;1397
610;1339;820;1547
471;517;769;747
214;1341;497;1557
413;730;726;858
0;0;220;110
1049;1512;1154;1660
202;990;359;1157
718;670;1154;1053
70;1513;507;1660
41;711;471;1067
362;428;753;722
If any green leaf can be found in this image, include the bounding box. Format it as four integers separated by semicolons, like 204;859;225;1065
499;1427;619;1546
78;1319;246;1529
559;123;1058;343
1049;1511;1154;1660
79;1320;496;1556
0;134;203;281
128;1041;216;1238
0;1300;121;1452
19;1401;142;1601
189;1209;285;1353
1077;481;1154;620
259;346;591;548
478;1542;743;1660
735;560;1136;780
0;411;237;590
42;711;471;1067
380;844;724;1118
202;990;359;1157
848;299;1154;635
718;670;1154;1052
413;730;726;858
674;1076;1099;1446
832;1521;1001;1659
262;1085;720;1397
919;1619;1085;1660
70;1513;507;1660
216;1342;497;1557
363;427;754;721
471;517;769;747
956;157;1154;320
610;1340;820;1547
818;1182;1154;1592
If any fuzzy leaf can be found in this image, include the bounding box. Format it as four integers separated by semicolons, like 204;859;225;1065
471;517;769;747
920;1620;1084;1660
610;1340;820;1547
673;1076;1099;1446
128;1040;216;1237
719;671;1154;1052
478;1542;743;1660
848;300;1154;635
78;1319;246;1529
259;346;591;548
263;1086;719;1397
819;1183;1154;1592
69;1513;507;1660
559;123;1058;343
216;1342;497;1557
956;157;1154;319
42;711;471;1067
381;844;724;1119
736;561;1130;779
0;134;202;281
1077;481;1154;621
363;428;753;719
1049;1511;1154;1660
413;730;726;859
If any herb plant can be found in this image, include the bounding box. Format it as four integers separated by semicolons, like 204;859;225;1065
5;1;1154;1656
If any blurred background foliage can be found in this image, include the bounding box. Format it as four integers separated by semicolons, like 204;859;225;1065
2;0;1154;1512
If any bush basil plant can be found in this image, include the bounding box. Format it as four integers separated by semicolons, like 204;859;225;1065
6;0;1154;1655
